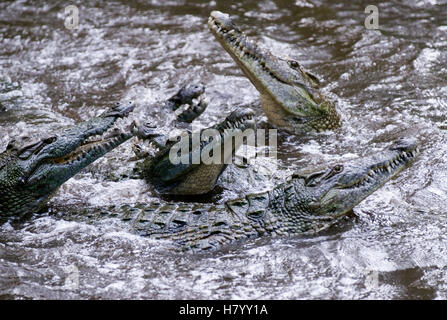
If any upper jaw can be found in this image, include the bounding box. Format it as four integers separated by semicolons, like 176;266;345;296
208;11;338;131
216;108;255;133
190;108;255;156
208;11;280;90
45;125;130;168
339;138;419;190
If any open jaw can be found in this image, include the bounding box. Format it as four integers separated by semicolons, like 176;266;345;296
146;108;256;195
208;11;341;132
196;107;256;164
316;138;420;220
208;12;277;84
25;107;136;188
0;102;137;217
47;127;129;168
50;129;129;174
216;108;256;135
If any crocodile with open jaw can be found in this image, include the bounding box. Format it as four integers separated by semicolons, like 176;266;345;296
208;11;341;134
140;108;255;195
59;139;419;251
134;83;256;195
0;102;136;217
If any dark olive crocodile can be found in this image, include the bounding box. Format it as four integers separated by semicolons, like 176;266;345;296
134;83;256;195
208;11;342;134
57;139;419;251
0;102;136;217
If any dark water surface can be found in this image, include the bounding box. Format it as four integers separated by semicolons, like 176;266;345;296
1;0;447;299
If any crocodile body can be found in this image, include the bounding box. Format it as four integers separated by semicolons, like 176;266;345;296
208;11;341;134
58;139;419;251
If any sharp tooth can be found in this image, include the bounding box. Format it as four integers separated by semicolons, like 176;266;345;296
387;166;392;173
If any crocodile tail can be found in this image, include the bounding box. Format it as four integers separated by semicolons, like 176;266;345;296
51;201;250;251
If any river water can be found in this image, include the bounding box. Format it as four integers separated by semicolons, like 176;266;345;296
0;0;446;299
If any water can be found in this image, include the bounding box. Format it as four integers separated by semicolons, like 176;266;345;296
0;0;446;299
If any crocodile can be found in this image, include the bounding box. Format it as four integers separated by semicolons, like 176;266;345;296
58;138;419;251
208;11;341;134
139;108;255;195
134;83;256;195
0;102;136;217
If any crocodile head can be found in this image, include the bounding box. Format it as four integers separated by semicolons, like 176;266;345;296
208;11;341;133
272;138;420;233
166;83;205;111
0;102;135;217
144;108;256;195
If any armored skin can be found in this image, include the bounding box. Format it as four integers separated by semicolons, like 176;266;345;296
60;139;419;251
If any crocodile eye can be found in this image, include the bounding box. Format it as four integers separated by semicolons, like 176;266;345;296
288;60;300;69
6;139;18;151
333;165;343;173
43;136;57;144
